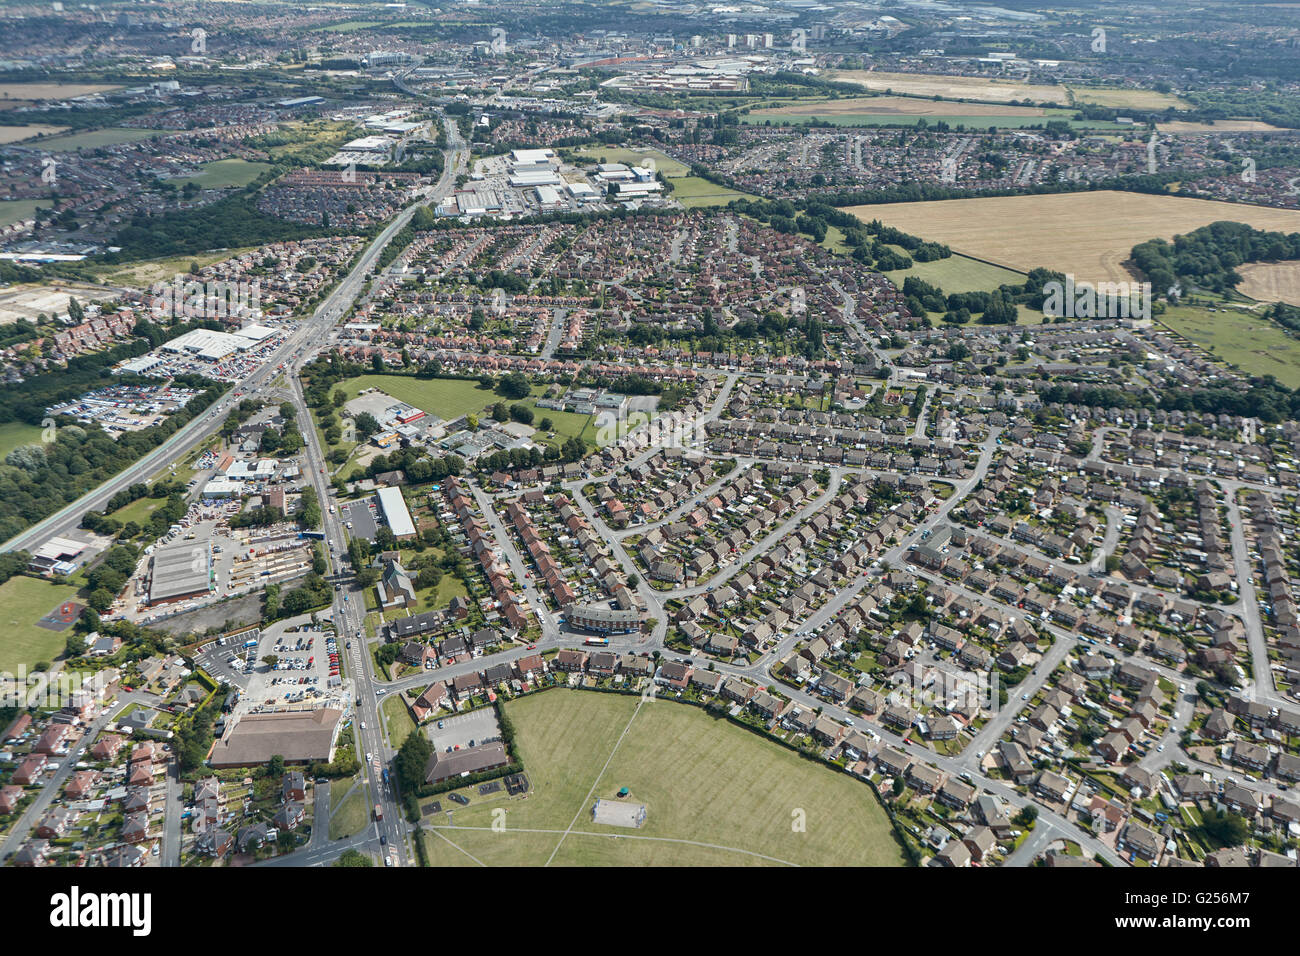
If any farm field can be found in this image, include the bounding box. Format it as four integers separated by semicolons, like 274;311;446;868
0;199;53;229
418;689;907;867
0;83;121;100
0;422;43;459
170;158;272;189
741;96;1125;130
1157;303;1300;388
36;127;165;152
1237;261;1300;307
0;124;68;144
749;95;1055;118
1157;120;1286;134
0;575;80;673
829;70;1187;110
845;191;1300;283
338;375;496;422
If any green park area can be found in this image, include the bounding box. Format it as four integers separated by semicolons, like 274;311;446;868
0;575;80;673
418;689;907;866
170;158;272;189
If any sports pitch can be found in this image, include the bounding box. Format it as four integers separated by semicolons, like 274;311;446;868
418;689;908;866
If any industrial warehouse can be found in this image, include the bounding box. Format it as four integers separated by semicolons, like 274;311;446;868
147;538;213;607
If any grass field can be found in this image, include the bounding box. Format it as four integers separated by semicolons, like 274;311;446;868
108;496;163;528
0;421;43;459
0;575;80;673
0;199;53;229
340;375;496;421
883;249;1027;294
519;400;593;450
381;694;416;750
671;175;758;208
829;70;1187;111
418;690;907;867
1157;303;1300;388
846;191;1300;284
1237;261;1300;307
170;158;271;189
568;146;691;178
37;127;165;152
329;784;371;840
0;124;68;144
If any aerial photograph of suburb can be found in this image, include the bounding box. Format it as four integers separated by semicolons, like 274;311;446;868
0;0;1292;919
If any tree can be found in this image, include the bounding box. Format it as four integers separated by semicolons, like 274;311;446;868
495;372;531;401
262;654;279;668
88;587;115;613
1199;809;1248;848
1014;805;1038;826
395;727;433;793
335;849;372;867
266;754;285;777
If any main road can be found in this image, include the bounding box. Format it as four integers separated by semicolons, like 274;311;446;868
1;115;468;560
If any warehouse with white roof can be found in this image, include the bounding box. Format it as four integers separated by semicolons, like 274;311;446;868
376;486;416;540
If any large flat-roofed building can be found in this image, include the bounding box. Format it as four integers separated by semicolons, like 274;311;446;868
376;486;416;539
507;168;563;189
208;708;344;768
510;148;556;167
424;741;508;784
565;604;644;635
148;538;211;606
159;326;276;362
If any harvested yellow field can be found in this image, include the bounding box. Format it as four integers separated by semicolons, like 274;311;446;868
749;95;1050;118
1238;261;1300;307
830;70;1186;110
1157;120;1285;134
844;191;1300;283
831;69;1066;104
0;124;67;143
0;82;121;100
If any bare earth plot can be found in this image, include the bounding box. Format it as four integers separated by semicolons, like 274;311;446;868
1237;261;1300;307
419;689;907;867
0;283;123;325
845;191;1300;284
